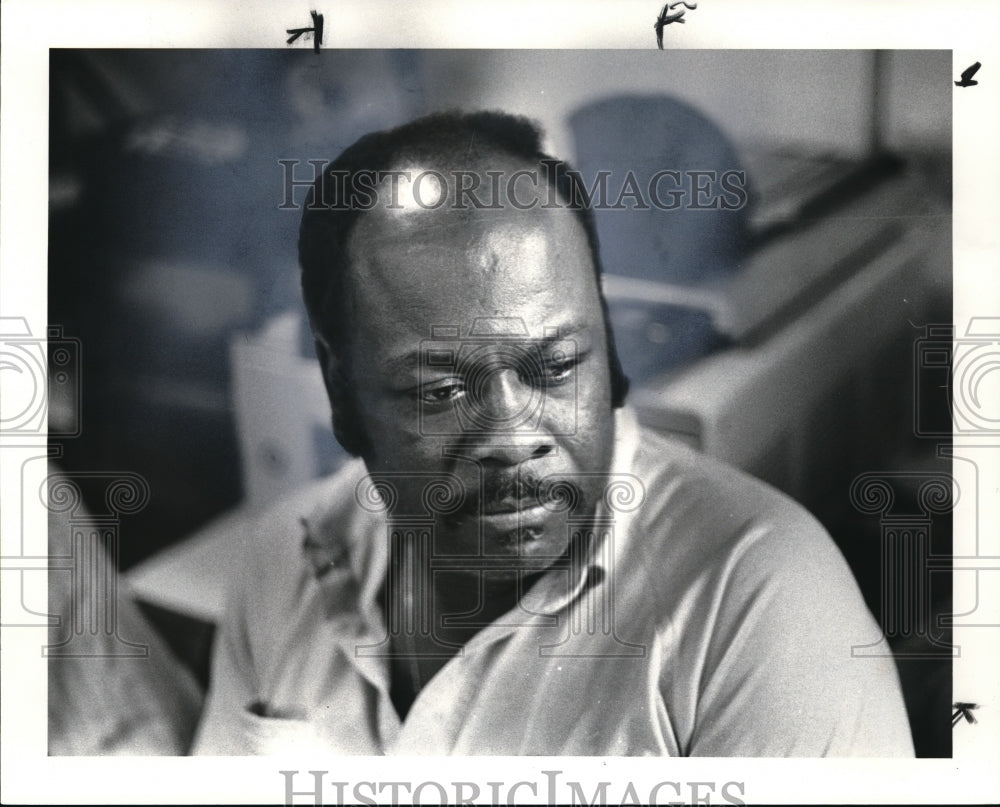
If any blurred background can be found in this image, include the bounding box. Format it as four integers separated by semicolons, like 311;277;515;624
48;49;953;754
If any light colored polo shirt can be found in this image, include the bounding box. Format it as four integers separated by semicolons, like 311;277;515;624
193;407;914;756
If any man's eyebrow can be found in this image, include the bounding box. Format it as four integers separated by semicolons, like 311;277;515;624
380;324;590;376
381;349;423;376
538;324;587;344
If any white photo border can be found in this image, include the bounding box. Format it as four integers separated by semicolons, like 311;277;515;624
2;0;998;803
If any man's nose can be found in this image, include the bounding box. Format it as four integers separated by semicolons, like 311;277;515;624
460;366;554;465
470;366;535;428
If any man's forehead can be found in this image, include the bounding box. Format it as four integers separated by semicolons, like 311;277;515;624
346;151;591;269
354;209;580;287
353;202;569;254
336;147;599;343
354;150;563;227
341;196;598;354
347;201;591;297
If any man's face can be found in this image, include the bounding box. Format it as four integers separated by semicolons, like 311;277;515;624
337;164;616;573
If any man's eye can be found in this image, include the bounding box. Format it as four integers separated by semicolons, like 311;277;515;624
545;356;579;384
420;380;465;404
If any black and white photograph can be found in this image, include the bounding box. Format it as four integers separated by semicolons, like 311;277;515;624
2;1;998;804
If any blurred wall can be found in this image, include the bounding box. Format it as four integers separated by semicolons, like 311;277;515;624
419;50;950;161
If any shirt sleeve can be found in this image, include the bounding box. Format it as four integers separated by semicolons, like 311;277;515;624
682;512;915;757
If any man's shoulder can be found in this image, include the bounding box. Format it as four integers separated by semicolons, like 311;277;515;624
625;426;892;722
630;422;822;534
239;458;375;586
624;421;848;591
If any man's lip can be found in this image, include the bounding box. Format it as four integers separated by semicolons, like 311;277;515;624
480;498;541;516
476;504;549;533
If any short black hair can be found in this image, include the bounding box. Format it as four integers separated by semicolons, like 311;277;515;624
298;110;629;456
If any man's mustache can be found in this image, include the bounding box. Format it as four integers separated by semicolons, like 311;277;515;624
453;470;585;517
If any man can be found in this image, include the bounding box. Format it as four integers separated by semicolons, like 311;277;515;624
194;111;914;755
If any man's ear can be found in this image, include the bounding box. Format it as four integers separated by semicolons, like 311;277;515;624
313;335;366;457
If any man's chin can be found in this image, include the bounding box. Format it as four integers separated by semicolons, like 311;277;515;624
434;510;575;572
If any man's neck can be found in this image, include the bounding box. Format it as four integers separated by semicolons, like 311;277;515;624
387;550;545;648
385;548;548;719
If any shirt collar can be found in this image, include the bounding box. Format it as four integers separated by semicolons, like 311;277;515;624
519;403;642;615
